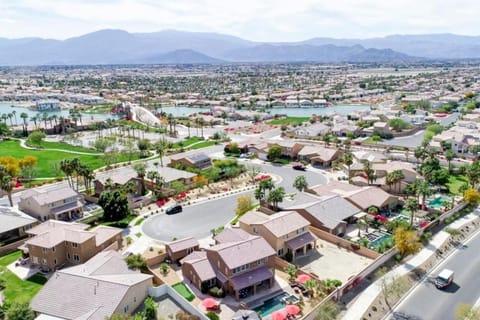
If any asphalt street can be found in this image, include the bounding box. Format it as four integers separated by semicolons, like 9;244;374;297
386;227;480;320
141;162;327;241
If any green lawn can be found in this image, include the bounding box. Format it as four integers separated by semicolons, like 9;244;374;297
189;141;216;150
267;117;310;125
32;141;99;154
172;282;195;301
0;251;47;304
0;140;135;178
173;136;204;149
447;175;468;195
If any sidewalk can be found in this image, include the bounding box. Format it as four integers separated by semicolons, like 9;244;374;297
342;208;480;320
123;173;281;254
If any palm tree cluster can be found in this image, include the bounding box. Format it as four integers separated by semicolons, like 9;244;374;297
0;165;15;207
59;158;95;193
254;178;285;211
385;170;405;194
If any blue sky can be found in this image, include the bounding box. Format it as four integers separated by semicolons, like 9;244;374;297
1;0;479;41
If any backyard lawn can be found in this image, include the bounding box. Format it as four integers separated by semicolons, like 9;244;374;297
0;140;135;178
172;282;195;301
267;117;310;125
447;175;468;195
189;141;216;150
0;251;47;304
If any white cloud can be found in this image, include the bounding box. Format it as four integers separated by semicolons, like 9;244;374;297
0;0;479;40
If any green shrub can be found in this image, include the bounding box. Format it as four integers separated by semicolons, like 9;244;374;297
205;312;219;320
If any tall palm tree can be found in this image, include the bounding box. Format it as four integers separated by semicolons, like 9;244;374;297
41;112;49;129
392;170;405;193
385;172;395;192
405;197;419;227
7;113;13;126
1;114;7;124
363;160;376;185
0;175;14;207
186;120;191;137
343;152;353;180
415;180;431;210
20;112;28;133
12;110;17;126
30;116;38;129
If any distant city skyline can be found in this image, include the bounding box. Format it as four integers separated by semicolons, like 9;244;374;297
1;0;480;41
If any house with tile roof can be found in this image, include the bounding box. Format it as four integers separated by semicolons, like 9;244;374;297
165;237;200;264
30;250;152;320
18;186;84;221
239;210;317;261
181;229;276;300
0;206;38;244
21;220;122;272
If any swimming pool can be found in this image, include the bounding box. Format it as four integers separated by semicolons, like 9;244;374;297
253;292;299;317
366;231;393;250
428;196;450;210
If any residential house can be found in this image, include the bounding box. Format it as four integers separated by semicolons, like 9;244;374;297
30;250;152;320
293;123;330;137
166;237;200;264
282;192;363;236
21;220;122;271
94;170;145;208
373;122;391;135
430;130;471;154
308;181;399;213
296;145;341;167
331;123;361;137
169;152;212;169
182;229;276;300
0;206;37;244
267;141;304;159
18;186;84;221
239;210;317;260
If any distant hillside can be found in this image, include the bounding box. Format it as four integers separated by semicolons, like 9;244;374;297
2;29;480;65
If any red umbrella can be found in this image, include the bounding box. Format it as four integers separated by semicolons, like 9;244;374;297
285;304;301;315
296;274;311;283
271;311;286;320
375;215;388;222
202;298;218;309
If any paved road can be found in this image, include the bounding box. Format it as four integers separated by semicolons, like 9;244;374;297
141;162;327;241
379;112;460;148
386;228;480;320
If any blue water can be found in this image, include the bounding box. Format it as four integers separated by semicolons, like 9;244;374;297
0;103;121;125
253;292;299;317
369;234;393;249
428;196;449;209
1;103;370;125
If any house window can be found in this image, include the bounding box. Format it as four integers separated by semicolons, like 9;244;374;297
187;247;194;254
54;259;57;265
73;254;80;262
52;247;56;252
32;256;38;264
278;248;284;256
134;297;136;303
42;259;47;265
42;248;48;253
67;253;71;259
124;305;129;313
284;234;289;239
253;227;258;234
72;242;78;248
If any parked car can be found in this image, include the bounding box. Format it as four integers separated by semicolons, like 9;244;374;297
166;204;183;215
292;163;306;171
435;269;454;289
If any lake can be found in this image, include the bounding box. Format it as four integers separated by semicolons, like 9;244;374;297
0;103;371;125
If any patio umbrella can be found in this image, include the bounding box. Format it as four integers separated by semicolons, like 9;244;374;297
296;274;311;283
271;311;286;320
285;304;301;315
202;298;218;309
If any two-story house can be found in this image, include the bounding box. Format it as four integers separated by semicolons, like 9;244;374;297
181;229;276;300
267;141;304;159
18;186;84;221
21;220;122;271
31;250;152;320
239;211;317;261
166;237;200;264
169;152;212;170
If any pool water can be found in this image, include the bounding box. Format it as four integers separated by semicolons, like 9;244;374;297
369;234;393;249
253;292;298;317
428;196;449;210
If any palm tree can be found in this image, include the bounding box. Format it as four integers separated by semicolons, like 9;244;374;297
445;149;455;173
7;113;13;126
59;159;75;188
41;112;48;129
363;160;376;185
12;110;17;126
133;162;147;193
20;112;28;134
30;116;38;129
0;175;14;207
167;113;174;135
186;120;191;137
1;113;7;124
343;152;353;180
414;146;428;168
267;187;285;211
392;170;405;193
405;197;418;227
415;180;431;210
385;172;396;192
197;118;205;137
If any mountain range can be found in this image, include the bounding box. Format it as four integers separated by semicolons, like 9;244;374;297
1;29;480;65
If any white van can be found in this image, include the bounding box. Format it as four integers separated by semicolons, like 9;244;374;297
435;269;454;289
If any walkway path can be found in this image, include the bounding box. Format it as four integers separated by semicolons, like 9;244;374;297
342;208;480;320
18;138;103;155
